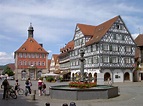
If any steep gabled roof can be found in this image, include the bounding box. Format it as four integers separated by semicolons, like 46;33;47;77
52;54;59;63
135;34;143;46
86;16;119;45
134;34;143;59
77;24;96;36
60;40;74;52
15;37;48;53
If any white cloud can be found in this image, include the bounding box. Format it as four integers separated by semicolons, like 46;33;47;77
0;0;143;65
0;52;14;65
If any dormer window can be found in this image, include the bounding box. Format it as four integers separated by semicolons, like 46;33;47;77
30;39;33;42
38;48;42;51
22;47;26;50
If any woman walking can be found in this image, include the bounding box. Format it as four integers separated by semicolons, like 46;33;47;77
38;78;43;96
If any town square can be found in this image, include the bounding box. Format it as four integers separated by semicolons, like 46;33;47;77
1;0;143;106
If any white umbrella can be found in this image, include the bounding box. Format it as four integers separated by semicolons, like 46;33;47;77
41;72;59;77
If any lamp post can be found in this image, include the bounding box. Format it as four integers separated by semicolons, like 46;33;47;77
79;49;85;82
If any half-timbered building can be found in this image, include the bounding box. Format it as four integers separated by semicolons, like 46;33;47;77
70;15;136;82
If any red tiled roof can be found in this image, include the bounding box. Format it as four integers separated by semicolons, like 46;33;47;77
15;37;48;53
77;24;96;36
134;34;143;59
52;54;59;63
86;16;119;45
135;34;143;46
60;40;74;52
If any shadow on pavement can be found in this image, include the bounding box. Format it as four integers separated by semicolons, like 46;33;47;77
0;89;44;106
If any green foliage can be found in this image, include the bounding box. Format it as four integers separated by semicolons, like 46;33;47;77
46;76;54;82
2;66;14;76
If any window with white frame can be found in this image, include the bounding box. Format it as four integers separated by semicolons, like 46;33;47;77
23;53;26;58
19;53;22;58
75;49;78;56
125;57;131;64
93;56;98;63
131;58;135;64
76;60;79;66
112;45;118;51
113;33;116;40
116;34;122;40
42;62;45;66
126;46;131;52
87;46;91;53
88;57;92;64
42;54;45;58
38;61;41;66
19;61;22;65
73;61;76;66
92;44;96;51
103;56;109;63
112;57;118;63
103;44;109;51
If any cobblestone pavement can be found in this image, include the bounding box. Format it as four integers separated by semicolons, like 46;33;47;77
1;80;143;106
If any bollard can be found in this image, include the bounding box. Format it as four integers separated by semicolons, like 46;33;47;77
31;94;35;100
45;102;50;106
70;102;76;106
62;103;68;106
33;90;36;94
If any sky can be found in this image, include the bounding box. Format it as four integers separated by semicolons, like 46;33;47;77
0;0;143;65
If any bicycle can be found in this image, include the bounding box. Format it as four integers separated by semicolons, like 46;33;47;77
25;86;31;96
17;85;24;95
6;85;17;99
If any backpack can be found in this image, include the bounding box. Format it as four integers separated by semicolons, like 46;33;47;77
25;80;29;85
43;84;46;89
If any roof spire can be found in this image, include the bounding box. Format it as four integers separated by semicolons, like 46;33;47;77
28;23;34;38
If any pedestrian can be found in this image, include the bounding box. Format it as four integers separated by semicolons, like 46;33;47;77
42;82;46;95
108;77;112;86
38;78;43;96
1;78;9;99
15;79;19;95
25;78;32;94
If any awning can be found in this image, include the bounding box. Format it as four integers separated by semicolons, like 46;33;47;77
41;72;60;77
53;70;61;74
60;71;70;75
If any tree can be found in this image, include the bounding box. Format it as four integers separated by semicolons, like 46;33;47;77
2;66;14;76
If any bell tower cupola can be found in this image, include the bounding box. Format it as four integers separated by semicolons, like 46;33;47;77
28;23;34;38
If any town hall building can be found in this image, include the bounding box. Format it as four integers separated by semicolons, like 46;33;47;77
14;24;49;80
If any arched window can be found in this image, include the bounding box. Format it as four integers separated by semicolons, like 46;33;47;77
37;70;42;79
21;70;27;80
